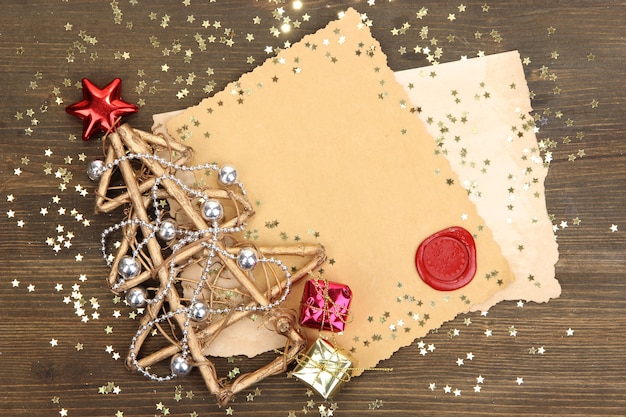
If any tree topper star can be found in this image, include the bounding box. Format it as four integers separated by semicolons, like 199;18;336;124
66;78;138;141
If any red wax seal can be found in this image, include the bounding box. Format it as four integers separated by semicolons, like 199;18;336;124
415;226;477;291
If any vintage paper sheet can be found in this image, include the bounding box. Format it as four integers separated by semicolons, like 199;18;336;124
395;51;560;309
161;9;520;374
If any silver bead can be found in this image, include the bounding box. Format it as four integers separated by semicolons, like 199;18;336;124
117;256;141;279
170;353;192;376
86;159;105;181
157;218;178;241
126;286;148;309
217;165;238;186
201;199;223;221
190;301;210;322
237;248;258;271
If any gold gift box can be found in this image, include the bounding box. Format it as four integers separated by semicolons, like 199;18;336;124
292;338;353;399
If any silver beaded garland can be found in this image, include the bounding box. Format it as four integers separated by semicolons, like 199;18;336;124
170;353;192;376
117;255;141;279
237;248;258;271
217;165;238;186
98;153;296;383
126;286;148;309
200;199;223;221
157;218;178;241
86;159;105;181
190;301;210;322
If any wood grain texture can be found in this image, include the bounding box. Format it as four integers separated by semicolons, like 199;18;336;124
1;1;625;416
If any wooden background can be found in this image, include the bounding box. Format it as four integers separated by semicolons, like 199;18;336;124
1;1;625;416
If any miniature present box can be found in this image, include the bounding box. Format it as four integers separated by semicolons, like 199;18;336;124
292;338;353;399
300;279;352;332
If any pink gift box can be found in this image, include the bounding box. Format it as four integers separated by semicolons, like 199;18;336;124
300;279;352;332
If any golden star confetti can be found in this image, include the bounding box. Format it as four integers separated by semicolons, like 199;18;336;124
1;1;619;415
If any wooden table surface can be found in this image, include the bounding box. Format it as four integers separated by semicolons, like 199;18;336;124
1;1;625;416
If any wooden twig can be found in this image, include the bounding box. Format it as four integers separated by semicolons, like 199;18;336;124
107;129;223;398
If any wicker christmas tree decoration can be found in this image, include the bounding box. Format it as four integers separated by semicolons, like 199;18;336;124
95;124;326;405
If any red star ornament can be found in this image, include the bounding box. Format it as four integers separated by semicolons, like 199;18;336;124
66;78;138;141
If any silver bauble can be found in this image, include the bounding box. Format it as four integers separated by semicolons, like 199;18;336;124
237;248;258;271
86;159;105;181
117;256;141;279
217;165;238;186
157;218;178;241
170;353;192;376
126;286;148;309
190;301;210;322
201;199;223;221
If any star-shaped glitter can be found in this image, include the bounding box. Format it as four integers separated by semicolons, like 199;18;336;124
66;78;138;141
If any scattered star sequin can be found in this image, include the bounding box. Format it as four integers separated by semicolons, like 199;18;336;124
2;2;614;415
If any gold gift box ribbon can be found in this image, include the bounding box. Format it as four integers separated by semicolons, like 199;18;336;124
292;338;354;399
